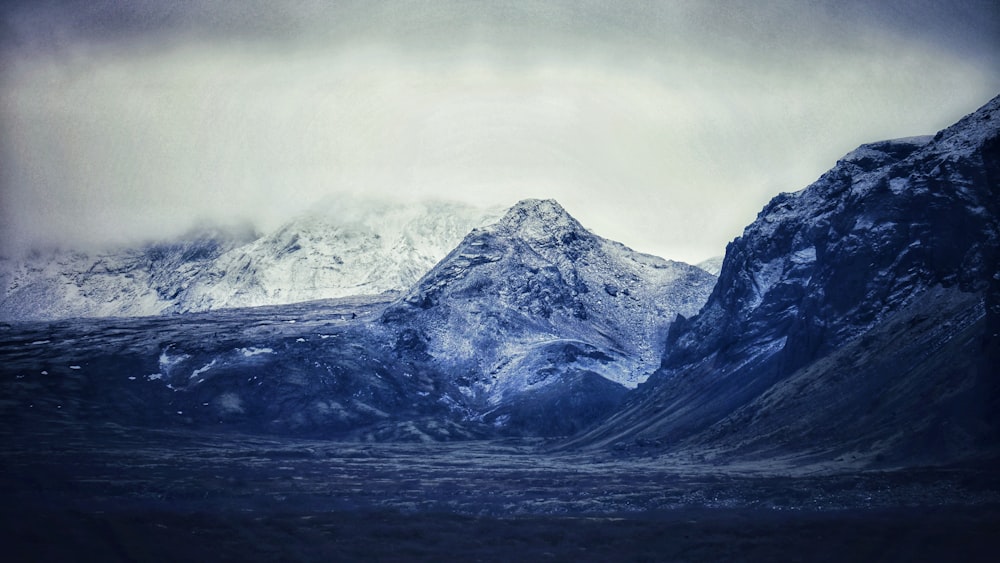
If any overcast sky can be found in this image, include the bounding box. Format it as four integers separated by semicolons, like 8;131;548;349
1;1;998;263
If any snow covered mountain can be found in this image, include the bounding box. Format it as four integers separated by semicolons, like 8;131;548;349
379;199;716;435
567;95;1000;465
0;225;259;321
0;199;715;441
176;199;502;311
0;199;500;321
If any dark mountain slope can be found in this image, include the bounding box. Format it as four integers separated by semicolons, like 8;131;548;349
0;296;493;442
565;95;1000;466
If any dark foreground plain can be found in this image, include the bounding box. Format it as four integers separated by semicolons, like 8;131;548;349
2;424;998;562
1;292;997;561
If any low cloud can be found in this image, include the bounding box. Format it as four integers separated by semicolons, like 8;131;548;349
2;1;998;262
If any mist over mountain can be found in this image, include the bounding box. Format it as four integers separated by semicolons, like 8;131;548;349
3;95;998;459
178;199;503;311
0;199;500;321
695;256;725;276
3;93;998;453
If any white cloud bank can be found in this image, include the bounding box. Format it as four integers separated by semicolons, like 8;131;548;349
1;1;998;263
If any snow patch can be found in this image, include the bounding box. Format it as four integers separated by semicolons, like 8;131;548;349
752;257;786;303
158;347;190;374
791;247;816;265
889;177;909;194
238;347;274;357
189;359;218;380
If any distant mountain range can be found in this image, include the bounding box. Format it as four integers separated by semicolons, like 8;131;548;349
0;198;717;440
2;94;997;467
0;199;502;321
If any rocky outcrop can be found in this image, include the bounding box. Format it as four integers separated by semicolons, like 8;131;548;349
567;95;1000;465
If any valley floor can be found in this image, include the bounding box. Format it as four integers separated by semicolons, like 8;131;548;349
6;504;999;562
2;425;998;562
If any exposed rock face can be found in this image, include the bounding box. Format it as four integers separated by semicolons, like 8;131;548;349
567;95;1000;465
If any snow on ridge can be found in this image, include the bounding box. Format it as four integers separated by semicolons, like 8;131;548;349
239;347;274;357
838;136;932;172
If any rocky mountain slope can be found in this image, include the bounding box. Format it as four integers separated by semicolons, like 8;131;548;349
0;199;499;321
565;95;1000;466
0;295;483;441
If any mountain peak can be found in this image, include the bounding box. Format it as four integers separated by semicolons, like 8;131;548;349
510;197;563;210
501;198;571;221
493;199;589;243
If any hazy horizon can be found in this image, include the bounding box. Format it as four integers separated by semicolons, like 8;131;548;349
2;1;998;264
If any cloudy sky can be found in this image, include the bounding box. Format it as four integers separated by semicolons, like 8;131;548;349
1;1;998;263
